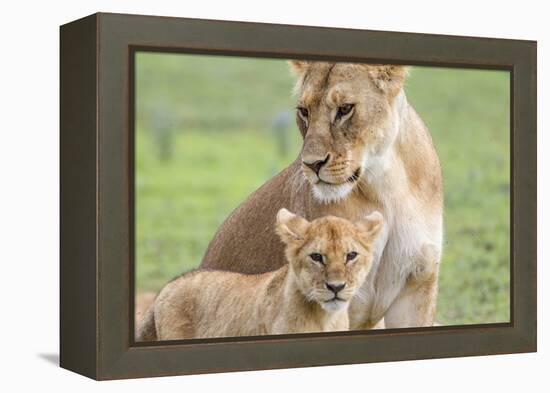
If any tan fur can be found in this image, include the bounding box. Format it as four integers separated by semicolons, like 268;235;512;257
136;211;383;341
201;62;443;329
134;292;156;327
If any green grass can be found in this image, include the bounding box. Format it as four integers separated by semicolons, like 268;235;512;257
135;53;510;326
135;128;302;290
407;68;510;324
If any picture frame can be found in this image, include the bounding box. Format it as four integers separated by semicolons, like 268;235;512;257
60;12;537;380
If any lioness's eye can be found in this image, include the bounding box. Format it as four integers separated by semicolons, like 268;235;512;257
297;107;309;118
346;251;358;262
309;253;324;264
337;104;354;118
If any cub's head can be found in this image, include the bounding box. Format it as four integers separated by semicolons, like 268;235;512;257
289;61;409;203
276;208;383;312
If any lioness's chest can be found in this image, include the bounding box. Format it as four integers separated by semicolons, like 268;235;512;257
307;192;382;222
348;201;438;328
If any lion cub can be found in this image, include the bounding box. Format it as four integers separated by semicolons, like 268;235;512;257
137;209;383;341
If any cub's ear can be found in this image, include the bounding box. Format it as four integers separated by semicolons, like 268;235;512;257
288;60;310;76
365;65;409;97
356;211;384;242
276;208;309;244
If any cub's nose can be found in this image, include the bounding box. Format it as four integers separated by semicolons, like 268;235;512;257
325;282;346;294
303;154;330;175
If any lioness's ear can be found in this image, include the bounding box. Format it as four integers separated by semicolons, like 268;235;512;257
365;65;409;97
288;60;310;76
276;208;309;244
356;211;384;241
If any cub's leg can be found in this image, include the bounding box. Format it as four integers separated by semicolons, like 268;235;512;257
384;243;440;328
152;284;196;340
327;311;350;332
136;305;157;342
154;303;195;341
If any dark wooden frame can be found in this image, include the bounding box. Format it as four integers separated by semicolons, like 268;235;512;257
60;12;537;380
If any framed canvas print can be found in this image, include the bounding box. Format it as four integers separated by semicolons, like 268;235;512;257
60;12;537;380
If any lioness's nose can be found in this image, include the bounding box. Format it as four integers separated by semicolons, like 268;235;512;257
303;154;330;174
326;282;346;294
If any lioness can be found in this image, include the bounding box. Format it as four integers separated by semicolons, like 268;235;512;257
137;209;383;341
201;62;443;329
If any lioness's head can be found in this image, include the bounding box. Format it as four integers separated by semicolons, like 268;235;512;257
276;208;383;312
289;61;409;203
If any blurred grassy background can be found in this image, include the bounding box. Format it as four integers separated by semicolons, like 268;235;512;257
135;52;510;326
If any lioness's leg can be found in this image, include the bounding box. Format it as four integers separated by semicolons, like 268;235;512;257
384;275;439;328
384;244;440;328
372;318;385;329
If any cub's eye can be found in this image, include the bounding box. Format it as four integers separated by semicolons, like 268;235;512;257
309;253;324;264
346;251;358;262
297;107;309;118
336;104;354;119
